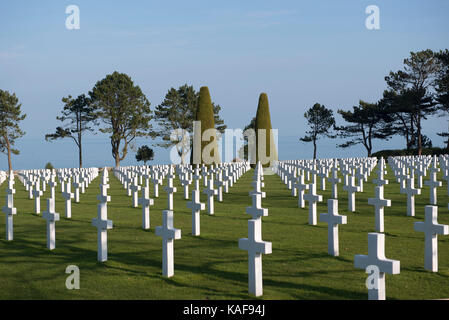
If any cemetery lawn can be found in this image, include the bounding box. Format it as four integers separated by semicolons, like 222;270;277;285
0;166;449;300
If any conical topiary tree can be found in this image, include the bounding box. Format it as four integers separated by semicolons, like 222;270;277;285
255;93;278;167
191;86;221;165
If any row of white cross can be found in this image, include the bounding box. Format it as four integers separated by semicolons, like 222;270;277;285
239;162;272;297
1;168;99;250
2;154;448;299
16;168;99;215
0;171;6;186
112;162;251;278
275;154;449;300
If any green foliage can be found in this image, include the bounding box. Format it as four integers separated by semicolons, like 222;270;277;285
45;94;97;168
0;89;26;172
336;101;393;157
153;84;226;164
238;116;256;161
89;72;152;167
45;162;54;170
382;50;440;154
300;103;335;159
191;86;221;164
435;49;449;148
255;93;278;167
135;145;154;165
436;49;449;110
372;147;447;158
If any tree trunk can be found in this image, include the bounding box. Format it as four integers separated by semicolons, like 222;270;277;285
4;135;12;172
78;133;83;168
417;114;422;156
409;115;415;151
313;138;317;160
180;153;185;164
402;117;410;151
112;138;121;168
367;125;373;157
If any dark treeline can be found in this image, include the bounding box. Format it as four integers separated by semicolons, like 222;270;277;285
300;49;449;159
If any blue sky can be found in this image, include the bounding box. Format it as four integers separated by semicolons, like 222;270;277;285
1;0;449;169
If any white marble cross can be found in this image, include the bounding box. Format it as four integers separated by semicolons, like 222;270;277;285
340;164;351;186
303;183;323;225
201;167;209;187
368;186;391;233
442;167;449;196
318;168;327;191
251;179;266;198
80;174;87;194
2;178;17;241
238;218;272;297
125;172;133;196
27;179;34;199
319;199;347;256
288;168;297;196
222;168;231;193
33;179;44;214
130;176;141;208
293;175;308;208
310;164;319;184
401;177;421;217
246;182;268;220
152;171;162;198
139;186;154;230
203;177;218;215
155;210;181;277
61;180;74;219
327;166;341;199
414;205;449;272
416;163;426;189
372;157;388;189
48;176;57;202
424;166;442;205
180;173;191;200
142;170;151;189
41;174;48;192
60;177;66;193
354;233;400;300
192;167;201;191
72;175;82;203
92;188;113;262
342;176;360;212
355;167;365;192
187;189;205;236
164;170;177;210
396;167;409;191
42;198;60;250
214;171;225;202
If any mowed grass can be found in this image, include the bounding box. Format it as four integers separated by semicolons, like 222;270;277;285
0;165;449;300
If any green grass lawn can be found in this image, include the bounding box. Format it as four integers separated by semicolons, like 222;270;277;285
0;165;448;300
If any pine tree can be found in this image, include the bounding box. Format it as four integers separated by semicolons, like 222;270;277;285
45;94;97;168
153;84;226;164
0;89;26;172
255;93;278;167
89;72;152;167
300;103;335;159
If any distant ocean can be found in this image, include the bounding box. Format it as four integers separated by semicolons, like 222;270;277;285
0;133;440;171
